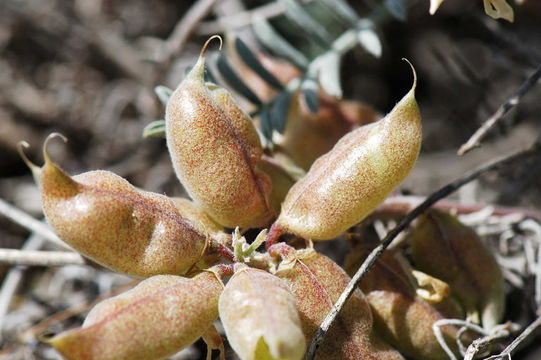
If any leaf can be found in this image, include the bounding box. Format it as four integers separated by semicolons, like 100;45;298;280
154;85;173;106
252;14;309;70
271;91;292;134
318;51;342;98
384;0;407;21
357;20;382;58
316;0;359;26
142;120;166;138
279;0;334;47
216;54;262;106
301;77;319;114
259;108;273;142
234;37;284;91
483;0;514;22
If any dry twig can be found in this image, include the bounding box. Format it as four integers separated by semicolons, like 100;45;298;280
458;64;541;156
306;140;541;360
0;197;70;250
162;0;219;63
486;316;541;360
0;249;85;267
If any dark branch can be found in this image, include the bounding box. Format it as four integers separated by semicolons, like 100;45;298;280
305;140;541;359
458;64;541;156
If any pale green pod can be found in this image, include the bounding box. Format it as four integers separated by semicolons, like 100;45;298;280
275;63;421;240
219;264;306;360
165;36;274;228
45;271;224;360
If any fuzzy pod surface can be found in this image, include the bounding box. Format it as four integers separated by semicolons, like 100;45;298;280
22;134;211;278
45;272;224;360
165;36;274;228
345;244;462;360
272;245;404;360
407;210;505;329
275;63;421;240
219;264;306;360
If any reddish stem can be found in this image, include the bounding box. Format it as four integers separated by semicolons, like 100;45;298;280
265;223;284;249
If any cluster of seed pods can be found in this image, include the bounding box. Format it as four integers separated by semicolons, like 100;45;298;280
19;36;505;360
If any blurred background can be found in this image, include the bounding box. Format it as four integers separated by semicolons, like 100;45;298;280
0;0;540;359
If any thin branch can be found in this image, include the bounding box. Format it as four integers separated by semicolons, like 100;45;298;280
486;316;541;359
463;325;513;360
374;195;541;222
305;140;541;360
163;0;219;63
195;0;313;35
0;197;72;250
432;319;489;360
0;234;44;341
458;64;541;156
0;249;86;267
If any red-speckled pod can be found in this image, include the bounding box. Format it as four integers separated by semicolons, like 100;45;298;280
345;244;463;360
20;134;213;278
275;62;421;240
165;36;274;228
44;271;224;360
271;245;404;360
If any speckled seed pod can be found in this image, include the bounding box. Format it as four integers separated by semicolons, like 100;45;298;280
407;209;505;329
278;97;380;171
44;271;224;360
21;134;212;278
219;264;306;360
165;36;274;228
275;63;421;240
344;244;462;360
272;245;404;360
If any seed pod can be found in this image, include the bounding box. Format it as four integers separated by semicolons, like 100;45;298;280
275;62;421;240
20;134;212;278
407;209;505;329
219;264;306;360
165;36;274;228
44;271;224;360
344;244;462;360
256;157;297;214
277;96;380;171
271;245;404;360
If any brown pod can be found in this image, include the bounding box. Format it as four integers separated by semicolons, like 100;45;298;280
271;245;404;360
277;96;380;171
20;134;211;278
219;264;306;360
275;62;421;240
44;271;224;360
407;209;505;329
165;36;274;228
345;244;462;360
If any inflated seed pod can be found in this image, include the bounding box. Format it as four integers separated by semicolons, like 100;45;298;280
20;134;214;278
256;157;297;214
274;62;421;240
219;264;306;360
165;36;274;228
278;96;380;171
407;210;505;329
271;245;404;360
44;271;224;360
344;244;462;360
